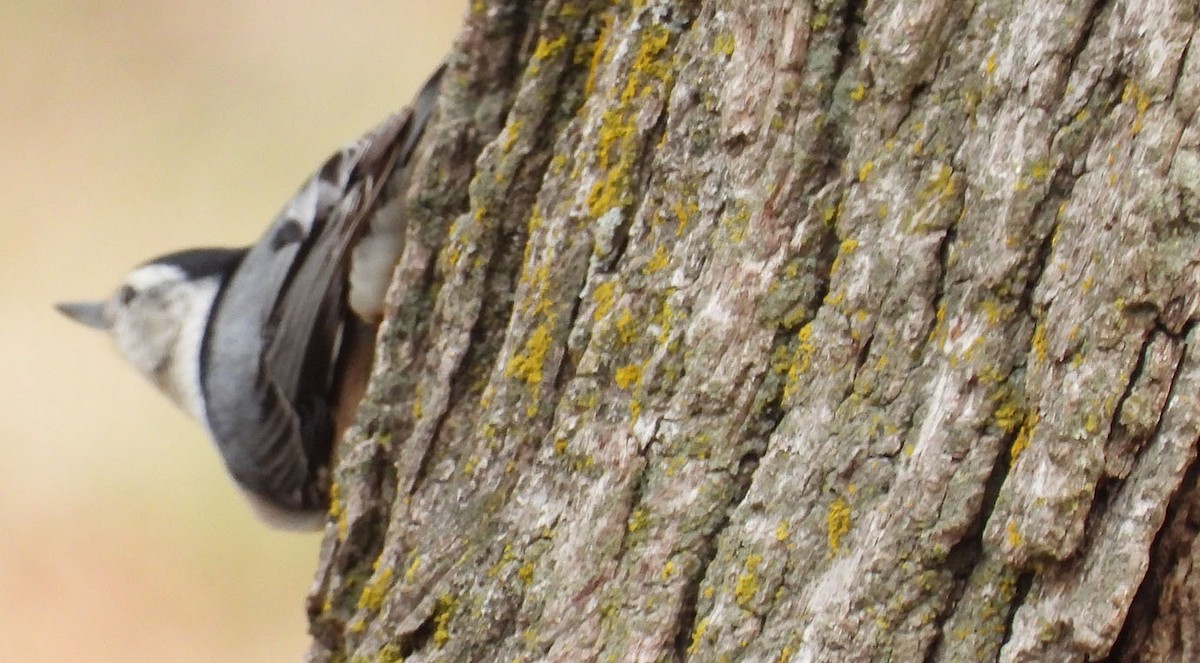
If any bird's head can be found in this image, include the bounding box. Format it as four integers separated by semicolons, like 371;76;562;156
57;248;244;411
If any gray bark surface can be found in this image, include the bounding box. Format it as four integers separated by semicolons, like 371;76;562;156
305;1;1200;661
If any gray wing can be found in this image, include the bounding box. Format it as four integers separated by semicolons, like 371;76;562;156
202;67;443;512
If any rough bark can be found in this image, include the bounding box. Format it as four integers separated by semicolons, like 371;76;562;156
304;1;1200;661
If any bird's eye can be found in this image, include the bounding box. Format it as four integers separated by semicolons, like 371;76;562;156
118;285;137;305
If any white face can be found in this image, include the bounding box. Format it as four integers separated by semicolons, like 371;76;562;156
59;263;219;419
106;264;199;379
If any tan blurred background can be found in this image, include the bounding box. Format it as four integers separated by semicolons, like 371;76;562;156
0;2;462;660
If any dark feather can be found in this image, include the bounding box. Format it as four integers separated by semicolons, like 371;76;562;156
144;247;246;281
201;66;444;514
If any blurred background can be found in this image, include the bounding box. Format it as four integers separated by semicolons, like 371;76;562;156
0;1;461;660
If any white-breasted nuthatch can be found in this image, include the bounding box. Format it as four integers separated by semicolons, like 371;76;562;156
57;67;443;530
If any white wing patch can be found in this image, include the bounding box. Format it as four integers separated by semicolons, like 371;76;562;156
279;144;364;235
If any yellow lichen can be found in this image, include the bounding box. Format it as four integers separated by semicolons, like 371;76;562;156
357;568;395;612
616;308;638;344
643;244;669;274
587;24;675;219
782;323;816;402
615;362;644;390
532;35;568;62
1006;520;1022;548
517;561;535;586
713;32;736;57
404;555;421;583
377;644;404;663
672;196;697;236
827;497;852;554
661;559;676;581
593;281;616;321
583;13;613;97
734;553;763;606
1009;412;1038;462
627;508;649;532
505;323;553;386
993;399;1022;434
433;595;456;648
925;163;956;202
1124;81;1151;134
831;237;858;275
526;204;544;235
981;298;1004;325
822;199;842;224
1030;160;1051;182
328;481;346;541
1031;322;1048;363
653;298;675;345
501;118;522;153
687;618;709;655
721;204;751;242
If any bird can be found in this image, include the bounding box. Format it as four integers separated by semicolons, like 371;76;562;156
56;66;443;530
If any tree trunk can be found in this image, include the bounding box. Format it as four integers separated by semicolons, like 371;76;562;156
304;1;1200;661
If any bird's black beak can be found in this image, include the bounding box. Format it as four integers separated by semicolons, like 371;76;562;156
55;301;112;330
